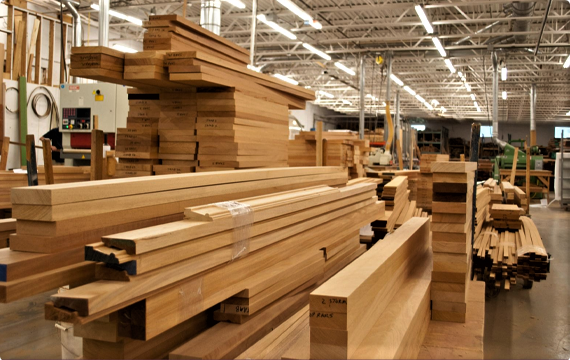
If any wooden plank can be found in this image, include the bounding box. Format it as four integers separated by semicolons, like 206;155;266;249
12;20;24;80
90;128;104;180
509;147;519;186
431;161;477;173
40;139;54;184
34;17;42;84
26;18;40;80
309;217;430;359
60;24;68;84
316;121;323;166
47;21;54;86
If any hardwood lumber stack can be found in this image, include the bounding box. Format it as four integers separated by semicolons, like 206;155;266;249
489;204;524;230
309;217;431;359
395;169;419;201
46;185;383;358
501;181;515;204
514;186;528;208
0;219;15;249
193;89;289;171
1;167;347;303
474;186;491;239
430;161;477;323
380;176;409;232
490;183;503;207
418;154;449;211
472;217;548;290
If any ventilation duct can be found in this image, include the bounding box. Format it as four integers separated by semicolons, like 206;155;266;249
201;0;221;35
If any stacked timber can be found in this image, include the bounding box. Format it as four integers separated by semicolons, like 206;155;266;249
483;178;495;188
430;161;477;323
490;183;502;206
501;181;515;204
514;186;528;208
309;217;432;359
0;219;15;248
395;169;418;201
417;154;450;211
0;167;347;303
472;217;548;290
490;204;524;230
363;127;384;143
475;185;491;239
47;183;384;359
371;176;409;239
69;47;141;87
123;51;172;87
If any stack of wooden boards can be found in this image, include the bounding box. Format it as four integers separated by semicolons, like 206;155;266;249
431;161;477;323
46;182;384;359
0;167;91;208
309;217;431;359
501;181;516;204
472;217;548;290
0;219;15;248
288;132;370;179
0;167;347;303
417;154;449;211
372;176;409;238
474;186;491;239
490;204;524;230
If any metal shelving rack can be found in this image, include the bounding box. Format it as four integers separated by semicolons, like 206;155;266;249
561;131;570;209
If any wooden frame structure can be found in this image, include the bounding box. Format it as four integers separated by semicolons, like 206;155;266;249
1;4;73;85
499;169;552;202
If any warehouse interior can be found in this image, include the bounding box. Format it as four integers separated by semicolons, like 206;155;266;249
0;0;569;359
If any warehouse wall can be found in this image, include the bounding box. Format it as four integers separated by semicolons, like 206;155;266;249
290;103;342;132
421;119;556;146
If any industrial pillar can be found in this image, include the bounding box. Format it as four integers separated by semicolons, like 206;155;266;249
250;0;257;66
395;90;400;140
200;0;222;35
98;0;109;46
530;83;537;146
492;51;499;141
384;52;395;153
359;55;365;140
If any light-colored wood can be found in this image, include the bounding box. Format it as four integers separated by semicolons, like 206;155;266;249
12;21;24;80
431;161;477;173
90;129;104;181
27;18;40;80
396;139;404;170
509;147;519;186
0;136;9;171
60;24;68;84
316;121;323;167
34;18;42;84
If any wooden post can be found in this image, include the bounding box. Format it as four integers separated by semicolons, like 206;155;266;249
60;23;68;84
27;18;40;80
25;134;38;186
395;139;403;170
460;154;465;162
34;17;42;84
93;114;99;130
316;121;323;166
0;81;5;144
47;20;54;86
19;76;27;166
91;129;104;180
41;138;54;184
183;0;188;17
530;130;536;147
12;20;24;80
526;145;531;214
6;6;13;77
0;136;9;170
509;147;519;186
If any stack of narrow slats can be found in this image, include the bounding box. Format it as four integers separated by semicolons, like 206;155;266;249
0;168;347;303
431;161;477;323
517;217;549;284
417;154;450;211
288;139;317;166
501;181;516;204
193;89;289;171
514;186;528;208
475;185;491;239
124;51;172;86
490;204;524;230
371;175;410;241
395;169;419;201
490;183;503;206
46;183;384;359
308;217;431;359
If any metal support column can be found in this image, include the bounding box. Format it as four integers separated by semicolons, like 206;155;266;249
469;122;480;279
359;55;365;140
98;0;110;46
530;83;537;146
250;0;257;66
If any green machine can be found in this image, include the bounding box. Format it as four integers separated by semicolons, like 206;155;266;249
493;142;542;182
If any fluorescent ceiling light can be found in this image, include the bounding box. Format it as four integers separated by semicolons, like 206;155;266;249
431;99;439;106
502;91;507;100
273;73;299;85
404;86;416;96
425;103;434;111
458;71;463;77
474;101;479;108
431;37;446;57
440;106;447;113
319;90;334;99
415;94;425;103
112;44;137;53
257;14;297;40
390;74;404;86
476;106;482;112
501;67;507;81
470;94;476;101
564;55;570;68
465;83;472;92
304;85;311;89
91;4;142;26
276;0;320;29
247;64;262;72
303;43;331;60
444;59;456;74
310;20;322;29
414;5;434;34
342;99;352;105
223;0;246;8
334;62;355;75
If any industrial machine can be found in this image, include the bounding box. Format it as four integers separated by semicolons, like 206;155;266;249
59;83;128;166
493;142;543;181
370;148;392;166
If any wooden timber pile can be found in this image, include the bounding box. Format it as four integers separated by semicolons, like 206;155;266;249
46;183;384;359
431;161;477;323
0;219;16;248
417;154;449;212
475;185;491;239
501;181;515;204
308;217;431;359
472;217;548;290
0;167;347;303
514;186;528;208
288;132;370;179
0;166;91;207
490;204;524;230
395;169;419;201
371;176;409;238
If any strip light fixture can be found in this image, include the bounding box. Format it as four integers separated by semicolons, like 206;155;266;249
318;90;334;98
257;14;297;40
224;0;246;8
112;44;137;53
431;37;446;57
302;43;331;60
470;94;476;101
342;99;352;105
415;94;426;103
334;62;356;76
276;0;322;29
465;83;472;92
91;4;142;26
502;91;507;100
564;55;570;68
273;73;299;85
390;74;404;86
501;67;507;81
414;5;434;34
444;59;456;74
404;86;416;96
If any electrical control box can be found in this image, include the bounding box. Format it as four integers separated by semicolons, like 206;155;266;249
59;83;128;133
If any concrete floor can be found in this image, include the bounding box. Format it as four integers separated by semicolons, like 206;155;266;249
484;200;570;359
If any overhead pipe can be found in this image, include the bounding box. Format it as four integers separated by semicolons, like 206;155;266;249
492;51;507;148
359;55;365;140
454;18;504;45
200;0;221;35
485;2;535;47
250;0;257;65
530;83;537;146
98;0;110;46
62;0;82;83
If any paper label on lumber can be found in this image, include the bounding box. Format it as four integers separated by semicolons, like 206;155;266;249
214;201;254;260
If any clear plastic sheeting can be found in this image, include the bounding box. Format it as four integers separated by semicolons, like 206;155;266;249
214;201;254;261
